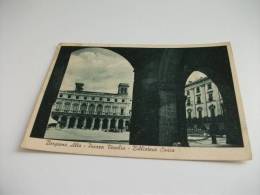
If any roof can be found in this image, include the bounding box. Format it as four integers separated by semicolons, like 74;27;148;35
185;76;211;87
60;90;126;96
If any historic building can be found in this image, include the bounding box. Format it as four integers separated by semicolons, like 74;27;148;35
48;82;132;132
185;77;224;135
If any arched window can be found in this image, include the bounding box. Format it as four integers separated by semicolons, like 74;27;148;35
187;109;192;119
64;102;71;112
55;101;62;111
72;103;79;112
197;107;203;118
209;105;216;117
112;106;118;115
88;104;95;114
104;105;110;114
80;103;87;113
96;104;103;114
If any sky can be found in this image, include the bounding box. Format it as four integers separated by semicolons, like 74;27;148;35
60;48;205;94
186;71;207;84
60;48;134;96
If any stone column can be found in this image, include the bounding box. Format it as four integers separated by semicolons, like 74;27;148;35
82;118;87;129
90;118;95;130
65;116;71;129
107;118;111;131
99;118;103;131
56;115;62;128
73;117;79;129
115;118;119;130
123;119;126;131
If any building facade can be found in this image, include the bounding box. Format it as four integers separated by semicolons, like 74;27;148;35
48;83;132;132
185;77;224;135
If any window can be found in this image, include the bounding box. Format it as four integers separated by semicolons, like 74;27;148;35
80;103;87;113
84;96;87;100
122;99;125;103
59;94;63;98
186;97;191;106
207;83;212;90
64;102;71;112
107;98;110;101
68;95;71;98
115;98;117;102
209;105;215;117
88;104;95;114
121;108;124;115
112;106;118;114
76;96;79;99
92;97;95;100
72;103;79;112
196;95;201;104
187;109;192;119
186;90;190;96
99;97;102;101
196;87;200;93
105;106;110;114
96;104;103;114
197;107;203;118
55;102;62;111
208;92;213;101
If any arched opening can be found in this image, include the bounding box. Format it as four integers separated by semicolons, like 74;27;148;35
77;117;85;129
118;119;124;130
110;118;116;130
96;104;103;115
80;103;87;114
85;117;92;129
102;118;108;129
88;104;95;114
94;118;100;130
68;117;75;128
185;71;225;146
60;116;67;128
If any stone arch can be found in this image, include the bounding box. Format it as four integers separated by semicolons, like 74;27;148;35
88;104;95;114
60;116;67;128
102;118;108;129
118;119;124;130
96;104;103;115
94;118;100;130
77;117;85;129
86;117;92;129
80;103;87;114
68;117;75;128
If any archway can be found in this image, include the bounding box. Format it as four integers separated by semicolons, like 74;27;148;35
77;117;85;129
85;117;92;129
68;117;75;128
118;119;124;130
102;118;108;129
60;116;67;128
184;71;225;146
110;118;116;130
94;118;100;130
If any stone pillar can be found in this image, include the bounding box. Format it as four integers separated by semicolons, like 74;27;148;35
107;118;111;131
99;118;103;131
115;118;119;130
73;117;79;129
56;115;62;128
91;118;95;130
65;116;71;128
82;118;87;129
123;119;126;131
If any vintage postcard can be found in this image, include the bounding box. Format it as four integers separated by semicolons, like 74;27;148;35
21;43;252;161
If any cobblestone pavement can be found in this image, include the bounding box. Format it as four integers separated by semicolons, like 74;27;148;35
45;128;230;147
44;128;130;144
188;136;230;147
